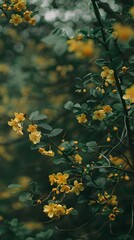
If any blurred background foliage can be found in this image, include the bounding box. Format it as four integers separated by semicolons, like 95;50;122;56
0;0;134;239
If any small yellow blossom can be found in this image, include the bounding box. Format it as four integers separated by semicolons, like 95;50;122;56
49;174;57;185
74;154;82;164
56;172;69;185
27;124;37;133
113;23;134;42
122;66;128;73
77;114;87;124
123;85;134;103
107;195;118;206
101;66;110;78
10;14;23;26
14;112;25;122
67;38;95;58
23;10;32;22
49;172;69;186
102;105;112;113
14;1;26;12
71;180;84;196
60;185;70;193
38;148;55;157
29;131;41;144
29;18;36;25
101;66;115;84
8;119;23;135
92;110;106;121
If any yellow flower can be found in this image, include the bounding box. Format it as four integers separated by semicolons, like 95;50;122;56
49;174;57;185
113;23;134;42
101;66;110;78
8;119;23;135
77;114;87;124
29;131;41;144
29;18;36;25
97;192;110;204
10;14;23;26
14;112;25;122
109;155;125;166
23;10;32;22
92;110;106;121
74;154;82;164
27;124;37;133
107;195;118;206
60;185;70;193
71;180;84;196
43;203;66;218
38;148;55;157
56;172;69;185
67;38;95;58
14;1;26;12
102;105;112;113
101;66;115;84
123;85;134;103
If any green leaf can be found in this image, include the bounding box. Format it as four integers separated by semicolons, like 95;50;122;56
95;59;106;67
0;226;6;236
19;192;31;202
8;184;22;189
86;141;97;153
95;177;106;188
64;101;74;110
29;111;39;120
49;128;63;137
29;111;47;121
78;195;88;204
38;123;52;131
10;218;19;227
26;238;35;240
36;229;53;239
31;142;47;150
53;158;65;165
33;114;47;121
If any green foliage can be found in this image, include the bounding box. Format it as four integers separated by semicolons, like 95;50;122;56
1;0;134;239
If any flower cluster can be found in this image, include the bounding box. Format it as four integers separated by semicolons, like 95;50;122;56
48;172;84;196
109;207;121;221
1;0;36;26
27;124;41;144
49;172;69;186
67;36;95;58
97;192;118;206
92;105;112;121
8;112;25;135
43;203;73;218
